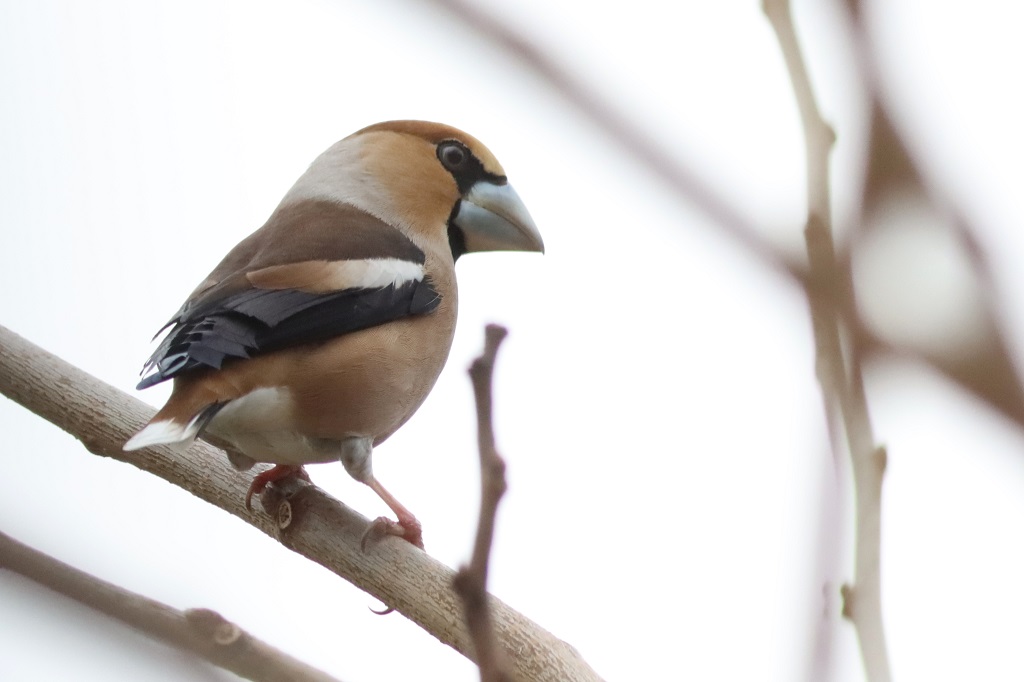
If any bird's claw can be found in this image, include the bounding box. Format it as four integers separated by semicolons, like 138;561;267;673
360;516;424;551
244;465;309;512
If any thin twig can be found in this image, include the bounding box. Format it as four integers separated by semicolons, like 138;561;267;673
0;530;342;682
418;0;805;286
454;324;513;682
762;1;892;681
0;323;605;682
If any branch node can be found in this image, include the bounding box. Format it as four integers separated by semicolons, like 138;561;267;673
215;621;243;646
277;500;293;530
183;608;243;646
840;584;854;620
822;122;837;147
874;446;888;474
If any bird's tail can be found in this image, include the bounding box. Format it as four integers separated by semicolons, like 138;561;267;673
124;402;224;452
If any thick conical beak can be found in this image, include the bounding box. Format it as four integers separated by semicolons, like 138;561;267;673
455;181;545;254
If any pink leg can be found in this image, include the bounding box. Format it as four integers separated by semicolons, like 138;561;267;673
361;477;423;550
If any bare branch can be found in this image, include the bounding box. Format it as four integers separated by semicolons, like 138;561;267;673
0;530;342;682
762;1;891;680
454;324;513;682
417;0;805;285
0;323;605;682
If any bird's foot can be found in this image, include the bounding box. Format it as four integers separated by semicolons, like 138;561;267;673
245;465;309;511
360;515;424;551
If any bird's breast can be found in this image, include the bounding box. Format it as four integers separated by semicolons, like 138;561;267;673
293;310;457;440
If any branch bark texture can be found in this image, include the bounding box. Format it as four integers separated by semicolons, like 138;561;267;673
0;323;604;682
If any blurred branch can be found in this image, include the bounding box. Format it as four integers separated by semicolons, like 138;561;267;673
0;530;341;682
418;0;805;285
454;324;513;682
0;323;605;682
846;8;1024;429
762;1;891;681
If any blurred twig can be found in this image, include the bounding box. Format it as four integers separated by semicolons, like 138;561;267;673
0;323;605;682
845;5;1024;429
418;0;805;285
454;324;514;682
762;1;891;680
0;530;342;682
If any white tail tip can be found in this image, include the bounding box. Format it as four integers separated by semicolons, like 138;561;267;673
123;419;200;452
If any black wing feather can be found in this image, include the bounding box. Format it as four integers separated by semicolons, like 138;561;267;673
137;278;441;389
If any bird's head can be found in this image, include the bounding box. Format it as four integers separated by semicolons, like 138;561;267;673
290;120;544;262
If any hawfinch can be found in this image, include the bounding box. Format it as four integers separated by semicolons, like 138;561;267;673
124;120;543;548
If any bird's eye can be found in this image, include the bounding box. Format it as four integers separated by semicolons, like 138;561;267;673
438;141;470;171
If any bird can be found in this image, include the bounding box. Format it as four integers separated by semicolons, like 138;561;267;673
123;120;544;549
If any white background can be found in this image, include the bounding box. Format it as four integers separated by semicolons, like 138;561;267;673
2;0;1024;680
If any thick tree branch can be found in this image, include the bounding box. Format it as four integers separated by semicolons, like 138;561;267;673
762;1;891;681
0;530;342;682
0;323;604;682
454;324;513;682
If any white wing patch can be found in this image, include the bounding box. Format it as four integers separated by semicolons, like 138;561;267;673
246;257;424;294
324;257;425;290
